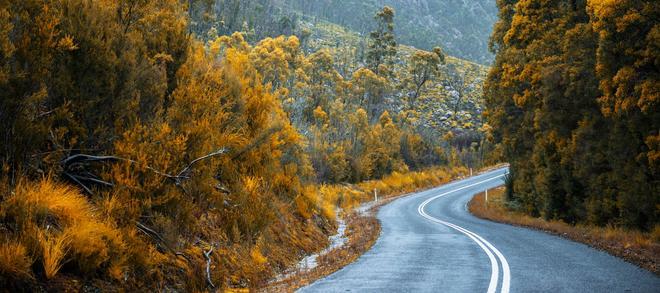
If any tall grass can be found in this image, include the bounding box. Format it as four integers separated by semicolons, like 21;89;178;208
1;178;128;282
4;178;94;228
0;239;34;280
39;231;71;279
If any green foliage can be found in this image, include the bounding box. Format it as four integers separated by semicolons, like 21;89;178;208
366;6;397;74
407;50;445;108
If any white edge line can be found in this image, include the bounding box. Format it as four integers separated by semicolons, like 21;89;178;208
417;174;511;293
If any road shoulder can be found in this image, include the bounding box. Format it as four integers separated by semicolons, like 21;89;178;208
468;187;659;276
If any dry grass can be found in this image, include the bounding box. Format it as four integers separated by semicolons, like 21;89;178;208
39;231;71;279
469;187;660;275
1;178;129;284
0;239;34;281
0;167;471;290
357;167;467;203
66;220;127;274
261;211;381;292
315;167;468;213
4;178;94;227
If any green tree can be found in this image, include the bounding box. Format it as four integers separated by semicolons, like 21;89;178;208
366;6;397;75
407;49;445;108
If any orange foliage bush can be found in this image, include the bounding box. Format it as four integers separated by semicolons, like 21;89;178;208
315;166;467;212
0;240;33;282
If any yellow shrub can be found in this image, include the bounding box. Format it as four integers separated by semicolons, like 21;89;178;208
296;186;322;219
251;247;267;266
354;167;454;202
318;185;340;219
0;240;33;281
67;220;127;274
295;193;313;219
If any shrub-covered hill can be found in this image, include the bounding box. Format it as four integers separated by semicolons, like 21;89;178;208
277;0;498;64
301;20;490;139
189;0;498;65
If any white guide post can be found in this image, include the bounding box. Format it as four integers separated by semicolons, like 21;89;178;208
485;189;488;207
374;188;378;202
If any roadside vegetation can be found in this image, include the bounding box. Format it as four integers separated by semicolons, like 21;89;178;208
485;0;657;238
469;187;659;275
0;0;482;291
266;166;468;291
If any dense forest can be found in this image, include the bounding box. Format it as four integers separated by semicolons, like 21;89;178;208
486;0;658;230
0;0;487;290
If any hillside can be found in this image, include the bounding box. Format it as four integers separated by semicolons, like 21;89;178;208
301;20;490;137
288;0;498;64
190;1;492;146
189;0;498;65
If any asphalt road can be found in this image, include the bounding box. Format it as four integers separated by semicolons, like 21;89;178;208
300;168;659;292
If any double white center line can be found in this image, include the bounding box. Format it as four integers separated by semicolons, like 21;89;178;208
417;174;511;293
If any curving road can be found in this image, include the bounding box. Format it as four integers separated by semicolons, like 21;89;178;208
300;168;659;292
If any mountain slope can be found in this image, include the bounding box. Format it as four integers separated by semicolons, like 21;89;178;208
301;20;490;139
283;0;498;64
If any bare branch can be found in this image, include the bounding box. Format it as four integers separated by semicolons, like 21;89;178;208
135;221;173;253
176;148;229;180
71;174;114;187
204;247;215;288
63;172;93;195
175;252;192;263
60;148;229;194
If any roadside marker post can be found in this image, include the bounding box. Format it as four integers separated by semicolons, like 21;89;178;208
374;189;378;202
485;189;488;208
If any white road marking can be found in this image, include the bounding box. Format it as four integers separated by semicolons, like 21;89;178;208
417;174;511;293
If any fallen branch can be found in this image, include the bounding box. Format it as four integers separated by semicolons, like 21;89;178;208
175;148;229;184
60;148;229;194
135;221;172;253
175;252;192;263
61;154;179;181
70;174;114;187
63;172;93;195
204;247;215;289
